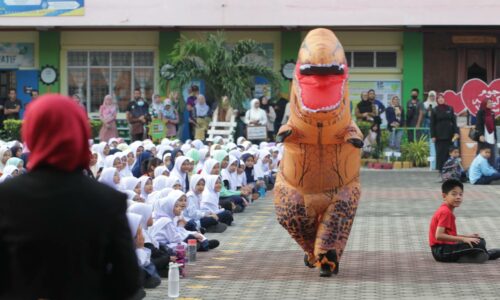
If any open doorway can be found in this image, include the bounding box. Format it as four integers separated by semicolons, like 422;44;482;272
467;62;487;81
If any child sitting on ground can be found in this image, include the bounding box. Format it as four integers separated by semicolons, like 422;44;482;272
429;179;500;263
468;145;500;185
441;146;467;182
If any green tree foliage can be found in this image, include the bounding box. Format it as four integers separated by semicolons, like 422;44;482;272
168;32;281;110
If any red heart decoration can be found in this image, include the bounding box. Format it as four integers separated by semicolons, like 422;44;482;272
442;90;465;115
460;78;500;117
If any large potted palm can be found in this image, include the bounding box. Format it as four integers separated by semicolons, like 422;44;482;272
167;32;281;110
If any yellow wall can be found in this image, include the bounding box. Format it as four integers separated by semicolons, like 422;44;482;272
0;31;39;69
59;31;160;98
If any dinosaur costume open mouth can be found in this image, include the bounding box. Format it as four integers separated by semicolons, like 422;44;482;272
296;63;348;112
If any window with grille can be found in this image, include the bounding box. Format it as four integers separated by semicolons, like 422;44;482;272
67;51;155;113
344;51;397;68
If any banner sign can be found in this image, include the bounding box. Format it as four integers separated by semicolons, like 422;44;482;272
0;43;34;68
246;126;267;140
443;78;500;117
149;119;166;141
0;0;84;16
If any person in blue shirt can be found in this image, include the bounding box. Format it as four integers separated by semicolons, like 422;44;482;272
468;145;500;185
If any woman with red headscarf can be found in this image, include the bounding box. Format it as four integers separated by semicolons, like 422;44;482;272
99;94;119;142
0;94;142;299
476;98;498;166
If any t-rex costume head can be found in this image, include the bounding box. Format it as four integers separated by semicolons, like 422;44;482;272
274;28;363;277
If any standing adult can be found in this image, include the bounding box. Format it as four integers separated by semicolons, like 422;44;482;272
431;93;459;172
98;95;119;142
127;88;150;141
0;94;141;299
475;98;498;166
194;95;211;140
386;96;405;151
355;92;377;122
162;98;179;139
3;88;21;121
273;97;288;134
368;89;385;117
423;90;437;129
245;98;268;143
151;94;164;119
72;94;87;117
259;96;276;141
406;88;425;142
213;95;234;122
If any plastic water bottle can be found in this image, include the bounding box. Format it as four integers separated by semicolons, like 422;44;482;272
187;239;197;265
168;262;180;298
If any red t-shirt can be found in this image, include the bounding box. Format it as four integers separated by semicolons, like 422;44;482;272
429;203;457;247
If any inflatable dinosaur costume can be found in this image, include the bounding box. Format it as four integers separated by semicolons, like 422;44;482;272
274;28;363;277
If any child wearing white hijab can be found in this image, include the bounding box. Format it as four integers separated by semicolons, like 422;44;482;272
128;203;173;278
185;174;229;232
138;176;153;201
195;148;210;174
169;156;191;192
126;213;161;289
98;167;120;190
201;175;233;226
154;166;169;178
0;165;18;183
149;190;219;251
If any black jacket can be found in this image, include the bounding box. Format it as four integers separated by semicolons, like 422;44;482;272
0;168;141;300
475;109;497;142
430;105;459;141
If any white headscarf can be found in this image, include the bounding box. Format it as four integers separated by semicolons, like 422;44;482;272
221;155;239;191
104;155;118;168
99;167;119;189
192;140;204;150
0;165;17;183
153;175;169;191
154;166;168;179
121;176;140;192
129;141;143;156
200;158;219;177
128;202;158;248
180;144;192;154
170;156;190;192
196;148;210;173
138;176;152;200
149;187;173;208
126;212;142;238
154;190;184;221
424;90;437;110
200;175;222;214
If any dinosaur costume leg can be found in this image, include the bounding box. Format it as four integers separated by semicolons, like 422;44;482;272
314;180;361;267
274;175;318;264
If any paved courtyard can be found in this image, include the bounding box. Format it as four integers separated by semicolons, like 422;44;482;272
146;170;500;300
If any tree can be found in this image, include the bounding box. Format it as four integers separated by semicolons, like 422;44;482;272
168;31;281;110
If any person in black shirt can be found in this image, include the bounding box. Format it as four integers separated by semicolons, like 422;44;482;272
127;89;150;142
3;89;21;120
431;93;459;172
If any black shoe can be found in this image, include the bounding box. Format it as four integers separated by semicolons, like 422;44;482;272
208;240;220;250
304;254;315;268
200;227;207;234
143;276;161;289
205;223;228;233
456;249;489;263
318;250;339;277
233;205;244;213
488;249;500;260
158;269;169;278
129;289;146;300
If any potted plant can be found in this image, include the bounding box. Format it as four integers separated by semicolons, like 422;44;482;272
401;136;430;168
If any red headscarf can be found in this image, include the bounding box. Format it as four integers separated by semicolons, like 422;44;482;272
480;99;495;134
22;94;91;171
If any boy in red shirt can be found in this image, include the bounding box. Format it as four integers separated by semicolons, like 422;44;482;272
429;179;500;263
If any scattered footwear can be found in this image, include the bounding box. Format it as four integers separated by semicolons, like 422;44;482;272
205;223;228;233
208;239;220;250
456;249;489;263
304;254;314;268
488;248;500;260
143;275;161;289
